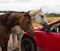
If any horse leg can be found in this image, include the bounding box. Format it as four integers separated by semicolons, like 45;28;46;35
1;42;8;51
13;34;21;51
17;33;23;51
16;27;24;51
12;33;16;50
12;26;18;50
12;26;24;51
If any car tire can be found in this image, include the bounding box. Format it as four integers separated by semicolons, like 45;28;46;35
21;37;36;51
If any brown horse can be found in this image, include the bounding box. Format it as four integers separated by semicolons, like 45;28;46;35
0;11;34;51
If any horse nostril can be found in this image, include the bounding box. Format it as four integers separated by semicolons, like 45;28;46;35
41;15;44;18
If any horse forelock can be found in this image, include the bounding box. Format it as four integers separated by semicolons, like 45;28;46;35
24;12;31;20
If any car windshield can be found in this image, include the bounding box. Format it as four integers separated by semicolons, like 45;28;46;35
50;23;60;33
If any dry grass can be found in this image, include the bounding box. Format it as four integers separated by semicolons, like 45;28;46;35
46;17;60;23
32;17;60;27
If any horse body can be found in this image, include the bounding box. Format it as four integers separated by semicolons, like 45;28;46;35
0;14;11;51
0;13;13;51
0;11;34;51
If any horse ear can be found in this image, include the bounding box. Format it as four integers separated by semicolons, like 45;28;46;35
24;12;31;19
27;10;34;15
24;12;30;16
39;8;42;12
27;11;31;13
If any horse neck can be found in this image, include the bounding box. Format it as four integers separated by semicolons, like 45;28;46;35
7;16;18;28
1;12;18;29
0;13;10;27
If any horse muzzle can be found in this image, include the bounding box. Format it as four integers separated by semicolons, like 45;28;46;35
27;31;34;37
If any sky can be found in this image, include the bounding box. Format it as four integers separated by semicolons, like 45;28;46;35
0;0;60;13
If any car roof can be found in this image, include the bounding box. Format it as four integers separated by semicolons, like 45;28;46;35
34;19;60;30
48;19;60;26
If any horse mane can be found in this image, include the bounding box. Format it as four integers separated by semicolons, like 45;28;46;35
11;11;31;20
0;11;31;28
1;12;12;27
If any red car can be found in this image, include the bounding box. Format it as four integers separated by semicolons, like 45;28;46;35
21;19;60;51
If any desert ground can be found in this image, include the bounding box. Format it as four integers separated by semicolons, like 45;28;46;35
0;17;60;51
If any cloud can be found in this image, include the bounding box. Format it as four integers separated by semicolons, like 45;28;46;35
0;0;60;13
0;3;41;11
0;0;20;3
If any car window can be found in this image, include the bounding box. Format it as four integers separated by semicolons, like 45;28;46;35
50;23;60;33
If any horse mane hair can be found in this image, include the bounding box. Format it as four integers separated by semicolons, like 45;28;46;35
0;11;31;27
1;12;12;27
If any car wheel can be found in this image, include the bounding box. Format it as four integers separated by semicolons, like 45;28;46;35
21;37;36;51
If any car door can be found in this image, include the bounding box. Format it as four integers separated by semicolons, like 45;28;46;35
41;23;60;51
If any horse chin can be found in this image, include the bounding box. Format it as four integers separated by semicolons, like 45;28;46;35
41;22;49;29
24;29;34;37
27;32;34;37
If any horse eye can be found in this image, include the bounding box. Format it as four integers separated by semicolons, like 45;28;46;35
41;15;44;18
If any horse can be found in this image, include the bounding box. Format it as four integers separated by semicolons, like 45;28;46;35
0;11;34;51
28;8;49;29
11;8;49;51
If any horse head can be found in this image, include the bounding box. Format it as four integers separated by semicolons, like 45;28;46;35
4;12;34;37
28;8;49;29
